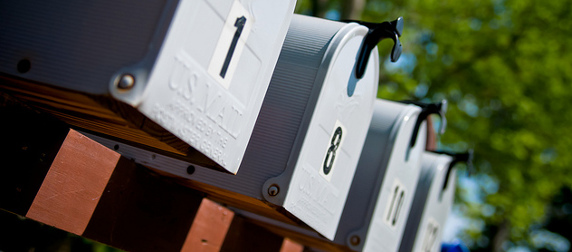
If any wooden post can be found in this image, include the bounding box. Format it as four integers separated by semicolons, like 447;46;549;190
280;238;305;252
181;198;235;252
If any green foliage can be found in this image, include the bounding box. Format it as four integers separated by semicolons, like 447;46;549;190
297;0;572;250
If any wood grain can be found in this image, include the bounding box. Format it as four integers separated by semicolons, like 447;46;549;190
280;238;304;252
182;199;235;252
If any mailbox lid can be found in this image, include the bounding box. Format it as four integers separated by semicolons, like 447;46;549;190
120;0;297;174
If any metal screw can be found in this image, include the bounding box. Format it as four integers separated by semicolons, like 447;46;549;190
117;74;135;90
350;235;361;246
268;185;279;196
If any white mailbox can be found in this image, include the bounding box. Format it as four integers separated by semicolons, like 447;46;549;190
332;99;427;252
399;150;472;252
0;0;296;174
84;14;381;240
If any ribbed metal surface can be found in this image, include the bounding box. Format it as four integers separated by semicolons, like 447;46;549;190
0;0;170;94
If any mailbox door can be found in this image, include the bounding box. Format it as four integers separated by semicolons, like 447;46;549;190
116;0;297;173
332;99;429;251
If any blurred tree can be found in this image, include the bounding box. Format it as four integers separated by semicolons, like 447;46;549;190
296;0;572;251
296;0;365;20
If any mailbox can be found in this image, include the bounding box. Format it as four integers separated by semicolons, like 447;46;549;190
0;0;296;174
399;151;472;252
84;14;384;240
332;99;428;251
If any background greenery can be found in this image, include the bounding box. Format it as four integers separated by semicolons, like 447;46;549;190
296;0;572;251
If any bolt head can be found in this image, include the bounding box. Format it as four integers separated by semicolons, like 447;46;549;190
117;74;135;90
268;185;279;196
350;235;361;246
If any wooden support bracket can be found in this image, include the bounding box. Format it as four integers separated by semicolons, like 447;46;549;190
0;94;303;251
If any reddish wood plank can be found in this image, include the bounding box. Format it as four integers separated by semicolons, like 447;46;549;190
25;129;120;235
181;198;235;252
280;238;304;252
